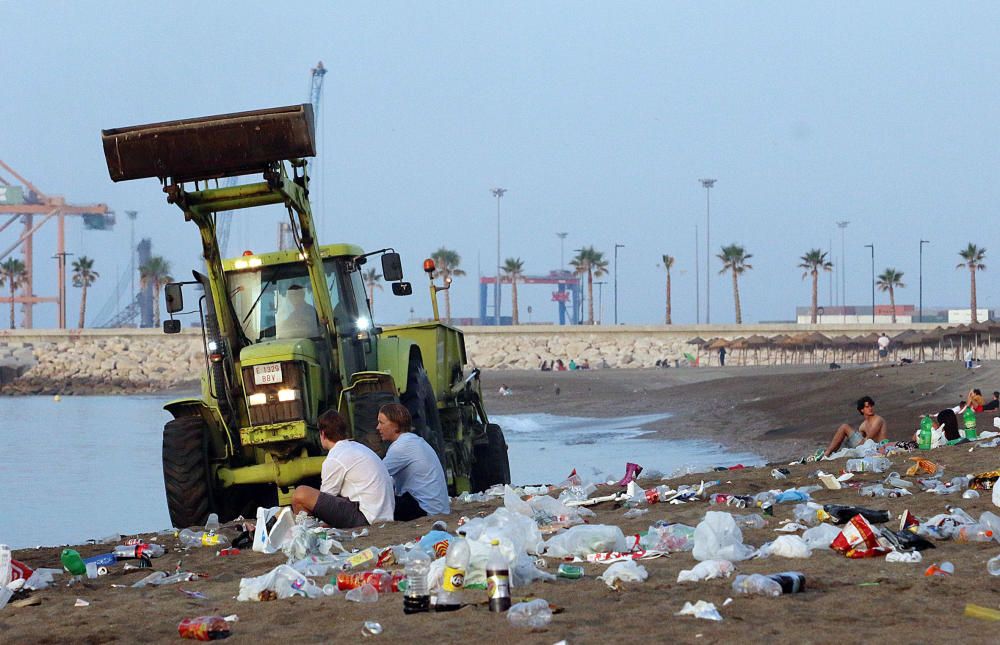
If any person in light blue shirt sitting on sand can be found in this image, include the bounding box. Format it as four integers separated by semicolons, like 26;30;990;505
377;403;451;521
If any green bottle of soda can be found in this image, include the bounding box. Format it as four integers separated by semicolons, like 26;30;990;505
918;416;933;450
60;548;86;576
963;407;977;440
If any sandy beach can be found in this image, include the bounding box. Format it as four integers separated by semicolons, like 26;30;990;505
5;361;1000;643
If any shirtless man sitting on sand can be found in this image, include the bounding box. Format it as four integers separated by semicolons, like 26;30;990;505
823;395;887;457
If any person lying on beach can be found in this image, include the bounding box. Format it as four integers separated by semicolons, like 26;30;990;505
291;409;395;528
913;409;961;448
823;396;887;457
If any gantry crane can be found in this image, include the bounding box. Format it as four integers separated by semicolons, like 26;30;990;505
0;160;112;328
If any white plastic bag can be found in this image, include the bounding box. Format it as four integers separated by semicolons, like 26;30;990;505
692;512;754;562
756;535;811;559
504;485;533;516
676;600;723;621
993;480;1000;509
886;550;923;563
543;524;627;558
252;506;295;554
802;523;841;550
677;559;735;583
599;560;648;587
237;564;323;601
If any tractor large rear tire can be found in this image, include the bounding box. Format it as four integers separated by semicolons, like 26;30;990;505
162;416;211;529
471;423;511;492
402;364;446;469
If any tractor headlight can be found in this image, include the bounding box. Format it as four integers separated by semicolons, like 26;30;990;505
356;317;371;330
277;388;300;402
248;393;268;406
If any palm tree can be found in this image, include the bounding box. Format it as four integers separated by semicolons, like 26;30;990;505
71;256;99;329
660;255;675;324
363;268;382;318
0;258;27;329
876;268;905;324
501;257;525;325
430;247;466;323
139;256;174;326
957;243;987;323
797;249;833;324
717;243;753;324
570;246;608;324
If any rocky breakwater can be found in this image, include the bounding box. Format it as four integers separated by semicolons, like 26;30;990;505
0;335;202;395
464;328;696;369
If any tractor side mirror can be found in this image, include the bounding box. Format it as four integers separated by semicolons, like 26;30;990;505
392;282;413;296
382;253;403;282
163;319;181;334
164;283;184;314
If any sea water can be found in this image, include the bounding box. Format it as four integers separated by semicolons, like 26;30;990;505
0;398;761;548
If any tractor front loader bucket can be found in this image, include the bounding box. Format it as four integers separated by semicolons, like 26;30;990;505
101;104;315;183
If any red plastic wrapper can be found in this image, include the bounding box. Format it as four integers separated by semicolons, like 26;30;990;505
898;509;920;532
178;616;231;641
375;547;395;568
336;570;405;592
10;559;33;581
831;514;882;554
844;546;892;559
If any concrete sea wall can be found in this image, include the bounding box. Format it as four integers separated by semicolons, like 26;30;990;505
0;322;979;394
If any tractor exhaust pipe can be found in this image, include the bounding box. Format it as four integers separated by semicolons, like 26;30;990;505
101;104;315;183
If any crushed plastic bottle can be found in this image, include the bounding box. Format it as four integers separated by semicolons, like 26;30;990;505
179;529;228;547
954;525;994;542
732;573;782;597
345;583;378;603
734;514;767;529
845;457;892;474
988;554;1000;576
507;598;552;628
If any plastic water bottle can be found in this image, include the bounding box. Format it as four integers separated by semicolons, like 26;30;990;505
845;456;891;473
115;543;166;559
179;529;228;547
60;549;87;576
403;548;430;614
204;513;220;531
486;539;511;612
735;514;768;529
918;416;933;450
436;529;469;612
955;525;994;542
963;407;977;440
732;573;782;597
507;598;552;628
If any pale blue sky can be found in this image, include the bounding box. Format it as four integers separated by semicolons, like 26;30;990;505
3;1;1000;327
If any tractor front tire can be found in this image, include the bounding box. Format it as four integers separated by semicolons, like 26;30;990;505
162;416;211;529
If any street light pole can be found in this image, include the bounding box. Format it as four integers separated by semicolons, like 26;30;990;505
700;179;716;323
614;243;625;325
595;281;606;325
864;244;875;324
126;210;138;305
557;232;568;271
694;225;700;324
491;188;506;326
920;239;930;322
836;221;849;312
52;251;73;329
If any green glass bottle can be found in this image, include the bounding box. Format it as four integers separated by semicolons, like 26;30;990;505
60;548;86;576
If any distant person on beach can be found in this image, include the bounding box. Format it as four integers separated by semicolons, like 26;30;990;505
965;349;975;369
823;395;887;457
718;347;727;366
983;391;1000;411
539;360;551;371
968;388;985;413
291;409;395;528
877;333;890;360
555;359;567;371
580;358;590;370
377;403;450;521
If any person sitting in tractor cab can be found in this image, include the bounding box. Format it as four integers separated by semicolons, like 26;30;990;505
291;409;395;528
277;284;321;339
376;403;450;521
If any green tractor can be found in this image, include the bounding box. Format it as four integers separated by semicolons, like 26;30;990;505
101;104;510;528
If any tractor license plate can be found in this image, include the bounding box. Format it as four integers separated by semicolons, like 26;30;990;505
253;363;283;385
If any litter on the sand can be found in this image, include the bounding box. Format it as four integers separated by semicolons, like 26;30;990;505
599;560;648;588
676;600;722;621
